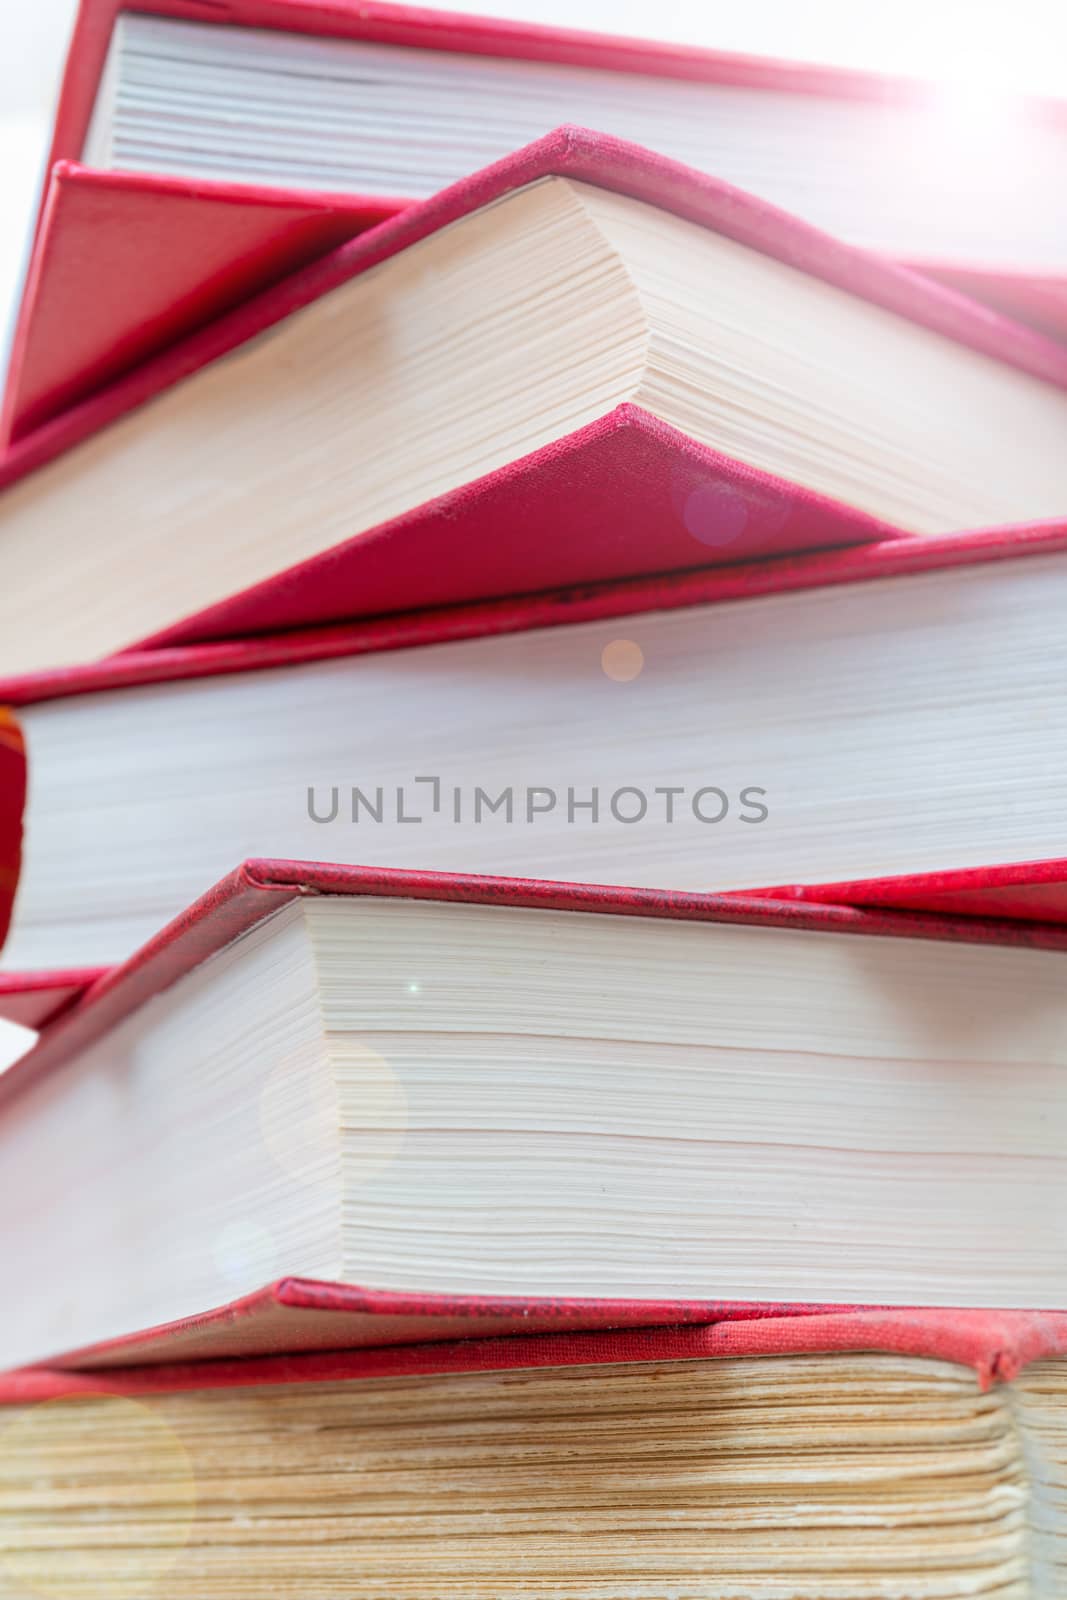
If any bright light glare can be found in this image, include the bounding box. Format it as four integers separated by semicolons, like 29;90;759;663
466;0;1067;97
0;0;1065;351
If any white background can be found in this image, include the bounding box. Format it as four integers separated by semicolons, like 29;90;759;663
2;0;1066;337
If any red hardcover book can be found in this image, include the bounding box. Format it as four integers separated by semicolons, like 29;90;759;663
2;1310;1067;1594
5;858;1067;1370
4;525;1067;1004
5;1306;1066;1397
3;128;1067;679
6;0;1067;443
14;1281;857;1372
22;854;1067;1100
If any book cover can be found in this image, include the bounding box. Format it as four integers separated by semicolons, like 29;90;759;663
5;1303;1067;1390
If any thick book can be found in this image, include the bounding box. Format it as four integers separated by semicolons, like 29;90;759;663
7;0;1067;442
5;534;1067;977
4;859;1067;1371
3;131;1067;677
3;1309;1067;1595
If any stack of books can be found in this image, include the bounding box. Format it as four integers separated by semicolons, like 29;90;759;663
1;1;1067;1593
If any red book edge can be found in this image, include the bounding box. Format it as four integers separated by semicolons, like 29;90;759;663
25;1280;872;1372
7;399;915;652
753;862;1067;925
913;260;1067;345
8;859;1067;1120
4;518;1067;707
0;712;26;958
6;1304;1067;1395
7;854;1067;1021
7;853;1067;1024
